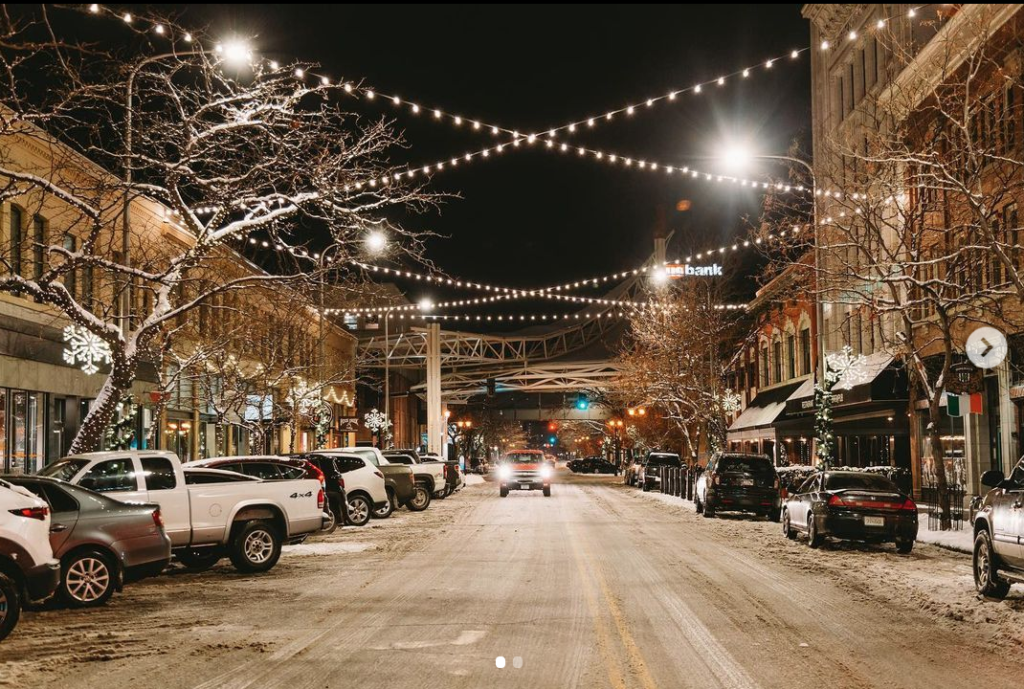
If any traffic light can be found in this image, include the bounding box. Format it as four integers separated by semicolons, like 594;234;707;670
548;421;558;431
576;393;589;411
549;436;556;445
486;378;496;396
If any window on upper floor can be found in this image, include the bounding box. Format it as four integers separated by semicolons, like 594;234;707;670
772;340;782;385
800;328;811;376
786;334;796;380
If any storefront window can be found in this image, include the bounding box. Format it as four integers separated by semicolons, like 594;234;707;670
918;410;966;487
10;391;44;474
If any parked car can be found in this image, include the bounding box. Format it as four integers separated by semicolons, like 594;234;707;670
782;471;917;553
308;451;397;524
387;450;458;498
638;452;681;490
184;456;323;483
0;479;60;642
39;451;324;573
185;456;335;532
695;452;781;520
421;453;465;492
972;460;1024;598
341;447;429;512
623;456;646;487
288;454;347;526
497;450;552;497
572;457;619;475
4;476;171;607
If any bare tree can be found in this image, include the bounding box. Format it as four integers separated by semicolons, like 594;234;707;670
0;6;433;452
616;279;741;463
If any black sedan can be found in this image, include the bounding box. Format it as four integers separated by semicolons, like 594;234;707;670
782;471;918;553
570;457;619;475
5;476;171;607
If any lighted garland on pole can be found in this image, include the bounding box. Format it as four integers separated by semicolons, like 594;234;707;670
104;394;138;451
815;346;870;469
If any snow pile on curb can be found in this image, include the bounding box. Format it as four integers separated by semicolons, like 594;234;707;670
288;541;374;556
465;473;486;486
917;526;974;554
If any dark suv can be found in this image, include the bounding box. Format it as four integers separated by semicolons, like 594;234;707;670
290;454;347;525
695;452;781;520
638;452;681;491
972;457;1024;599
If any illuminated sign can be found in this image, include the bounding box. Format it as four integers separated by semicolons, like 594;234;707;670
664;263;724;278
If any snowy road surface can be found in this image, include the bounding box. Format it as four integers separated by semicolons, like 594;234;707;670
2;471;1024;689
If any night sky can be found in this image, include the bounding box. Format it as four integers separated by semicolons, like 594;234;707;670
175;5;811;309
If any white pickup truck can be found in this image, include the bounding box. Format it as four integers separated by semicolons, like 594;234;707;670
38;450;324;573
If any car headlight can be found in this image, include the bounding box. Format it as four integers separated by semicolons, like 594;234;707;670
498;465;512;479
540;465;552;479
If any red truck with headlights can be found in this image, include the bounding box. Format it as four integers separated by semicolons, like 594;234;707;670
497;450;553;498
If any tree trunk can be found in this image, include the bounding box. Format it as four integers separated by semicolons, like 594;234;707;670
69;355;136;454
928;403;952;530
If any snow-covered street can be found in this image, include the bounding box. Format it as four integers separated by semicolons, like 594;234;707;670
3;471;1023;689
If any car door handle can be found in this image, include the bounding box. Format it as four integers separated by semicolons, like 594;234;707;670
49;524;68;533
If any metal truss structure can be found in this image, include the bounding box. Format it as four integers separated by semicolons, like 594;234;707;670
357;250;661;401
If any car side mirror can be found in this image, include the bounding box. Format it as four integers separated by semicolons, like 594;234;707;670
981;470;1005;488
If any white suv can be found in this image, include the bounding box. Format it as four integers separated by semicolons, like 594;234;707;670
0;479;60;642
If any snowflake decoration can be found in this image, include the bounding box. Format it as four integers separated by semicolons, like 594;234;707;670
717;389;743;414
62;325;112;375
364;408;392;433
289;378;321;415
825;345;871;390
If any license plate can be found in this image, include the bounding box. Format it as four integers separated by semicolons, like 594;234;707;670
520;483;531;489
740;479;754;487
863;516;885;527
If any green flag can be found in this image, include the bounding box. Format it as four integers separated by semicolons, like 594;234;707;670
947;392;963;417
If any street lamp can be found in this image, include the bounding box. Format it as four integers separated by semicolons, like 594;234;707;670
714;144;822;383
607;419;625;466
365;231;387;253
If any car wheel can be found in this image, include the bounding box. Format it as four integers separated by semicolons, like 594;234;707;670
60;550;116;607
176;547;224;571
345;494;372;526
434;486;449;500
974;530;1010;599
543;485;551;497
695;494;704;514
407;485;431;512
0;572;22;643
641;479;650;492
703;501;716;519
500;486;509;498
807;516;824;549
372;492;395;519
783;509;796;539
320;508;338;534
229;520;282;573
895;538;914;555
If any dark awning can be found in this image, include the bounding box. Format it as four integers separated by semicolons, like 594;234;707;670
728;381;805;432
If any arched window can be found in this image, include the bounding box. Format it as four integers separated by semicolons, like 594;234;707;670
772;338;782;385
9;204;23;278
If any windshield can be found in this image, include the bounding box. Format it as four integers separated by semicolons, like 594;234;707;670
505;453;543;464
825;473;899;492
648;454;681;466
38;458;89;481
718;456;774;474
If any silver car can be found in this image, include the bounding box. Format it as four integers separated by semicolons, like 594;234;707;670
5;476;171;607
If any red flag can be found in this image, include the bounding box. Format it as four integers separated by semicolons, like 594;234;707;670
970;392;983;415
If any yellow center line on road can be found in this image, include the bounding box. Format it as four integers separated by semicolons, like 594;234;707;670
566;519;658;689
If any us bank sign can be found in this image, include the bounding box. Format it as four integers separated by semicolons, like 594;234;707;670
665;263;724;278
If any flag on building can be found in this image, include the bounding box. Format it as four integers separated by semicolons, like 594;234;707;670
969;392;983;415
946;392;963;417
947;391;983;417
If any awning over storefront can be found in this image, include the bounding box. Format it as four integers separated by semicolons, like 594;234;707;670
728;381;805;434
784;353;900;416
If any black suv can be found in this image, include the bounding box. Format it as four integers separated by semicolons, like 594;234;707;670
695;452;781;520
290;454;348;524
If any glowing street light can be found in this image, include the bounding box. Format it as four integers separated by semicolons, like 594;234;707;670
217;40;253;67
418;298;433;313
365;231;387;253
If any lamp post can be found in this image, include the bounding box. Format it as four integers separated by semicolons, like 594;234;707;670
607;419;625;466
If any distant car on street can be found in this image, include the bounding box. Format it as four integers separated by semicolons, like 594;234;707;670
695;452;781;521
638;452;681;491
782;471;917;553
4;476;171;607
623;456;647;486
972;458;1024;598
571;457;619;475
497;450;552;497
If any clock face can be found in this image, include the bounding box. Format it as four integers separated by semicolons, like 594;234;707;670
966;327;1008;370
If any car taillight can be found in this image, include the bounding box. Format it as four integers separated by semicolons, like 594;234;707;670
901;498;917;511
828;495;846;507
10;506;48;520
339;476;345;489
152;508;164;528
317;489;325;510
